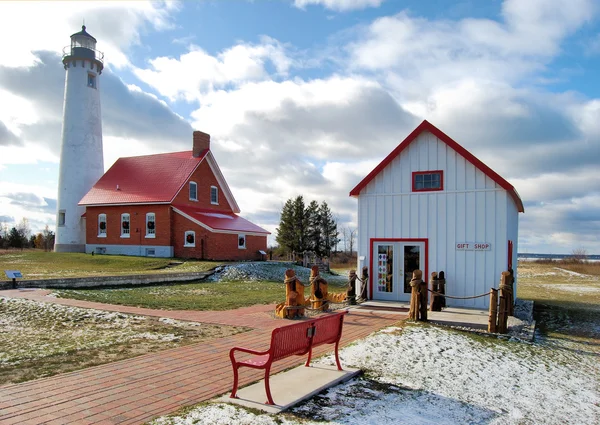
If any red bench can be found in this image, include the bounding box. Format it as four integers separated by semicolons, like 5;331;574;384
229;311;348;405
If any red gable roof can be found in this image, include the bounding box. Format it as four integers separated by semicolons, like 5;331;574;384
349;120;524;213
172;204;270;235
79;150;208;205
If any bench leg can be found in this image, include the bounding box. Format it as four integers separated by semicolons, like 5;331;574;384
334;340;343;371
230;363;240;399
305;347;313;368
264;365;275;405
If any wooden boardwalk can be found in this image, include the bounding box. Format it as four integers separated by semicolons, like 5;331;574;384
0;290;403;424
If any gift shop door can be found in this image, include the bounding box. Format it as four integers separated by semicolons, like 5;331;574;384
372;240;426;302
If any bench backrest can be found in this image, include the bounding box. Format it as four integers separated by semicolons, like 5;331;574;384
270;320;313;361
311;311;347;347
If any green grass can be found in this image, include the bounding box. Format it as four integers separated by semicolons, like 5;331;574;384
0;249;221;279
55;280;286;310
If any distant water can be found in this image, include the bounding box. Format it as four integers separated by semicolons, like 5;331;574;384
518;253;600;260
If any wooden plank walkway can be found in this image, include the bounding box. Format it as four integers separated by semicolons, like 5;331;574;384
0;290;403;424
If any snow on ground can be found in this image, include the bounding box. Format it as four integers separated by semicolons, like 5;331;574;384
150;325;599;425
207;262;348;285
0;297;200;366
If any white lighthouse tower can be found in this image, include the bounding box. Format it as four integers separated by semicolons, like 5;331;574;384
55;26;104;252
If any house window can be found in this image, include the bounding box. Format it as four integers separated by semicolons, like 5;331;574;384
184;231;195;247
58;210;66;226
121;213;130;237
412;170;443;192
98;214;107;237
210;186;219;205
146;213;155;238
88;73;96;89
189;181;198;201
238;234;246;249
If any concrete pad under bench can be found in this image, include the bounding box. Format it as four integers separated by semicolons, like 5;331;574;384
219;364;361;414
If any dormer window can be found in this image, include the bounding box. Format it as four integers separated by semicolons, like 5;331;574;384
189;181;198;201
412;170;443;192
210;186;218;205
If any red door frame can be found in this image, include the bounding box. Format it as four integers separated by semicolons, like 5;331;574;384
508;240;513;270
369;238;429;300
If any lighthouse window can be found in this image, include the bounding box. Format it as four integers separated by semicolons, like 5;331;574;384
88;73;96;89
121;213;130;238
58;210;66;227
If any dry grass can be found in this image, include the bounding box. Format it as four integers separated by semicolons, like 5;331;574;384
517;261;599;355
530;258;600;276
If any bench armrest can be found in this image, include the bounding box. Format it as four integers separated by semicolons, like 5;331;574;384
229;346;270;363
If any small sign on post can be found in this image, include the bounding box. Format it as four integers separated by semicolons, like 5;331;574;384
4;270;22;289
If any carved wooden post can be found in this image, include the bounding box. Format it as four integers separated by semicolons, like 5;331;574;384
488;288;498;333
348;270;357;305
507;268;515;316
360;266;369;300
497;271;511;333
310;265;328;311
438;271;446;309
408;270;422;320
430;272;439;312
284;269;299;319
419;278;428;321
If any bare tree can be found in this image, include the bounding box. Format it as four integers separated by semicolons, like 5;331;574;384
349;228;357;254
572;247;588;262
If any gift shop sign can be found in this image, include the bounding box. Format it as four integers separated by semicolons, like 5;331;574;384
456;242;491;251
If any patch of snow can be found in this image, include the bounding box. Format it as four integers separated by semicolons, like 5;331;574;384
208;262;348;285
554;267;588;277
150;325;599;425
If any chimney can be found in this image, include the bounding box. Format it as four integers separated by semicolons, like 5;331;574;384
193;131;210;157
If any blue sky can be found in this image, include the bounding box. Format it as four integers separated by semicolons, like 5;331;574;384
0;0;599;254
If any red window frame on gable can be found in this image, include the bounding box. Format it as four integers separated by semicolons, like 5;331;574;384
412;170;444;192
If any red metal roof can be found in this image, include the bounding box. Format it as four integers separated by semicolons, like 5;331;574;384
79;150;207;205
349;120;524;212
172;204;270;235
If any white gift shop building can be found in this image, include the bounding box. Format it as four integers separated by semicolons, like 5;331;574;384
350;120;524;309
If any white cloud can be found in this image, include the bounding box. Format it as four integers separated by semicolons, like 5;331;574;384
294;0;384;12
133;37;294;102
0;1;178;68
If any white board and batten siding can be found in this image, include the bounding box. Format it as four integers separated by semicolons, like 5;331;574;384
354;123;523;309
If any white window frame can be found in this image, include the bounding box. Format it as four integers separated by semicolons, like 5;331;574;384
121;213;130;238
184;231;195;247
189;181;198;201
98;213;107;237
145;212;156;238
210;186;219;205
88;73;96;89
238;234;246;249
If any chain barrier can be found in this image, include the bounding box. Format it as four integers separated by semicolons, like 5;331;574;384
426;288;490;300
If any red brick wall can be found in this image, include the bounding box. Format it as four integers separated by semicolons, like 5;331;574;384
171;160;232;212
85;205;171;246
172;210;267;260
